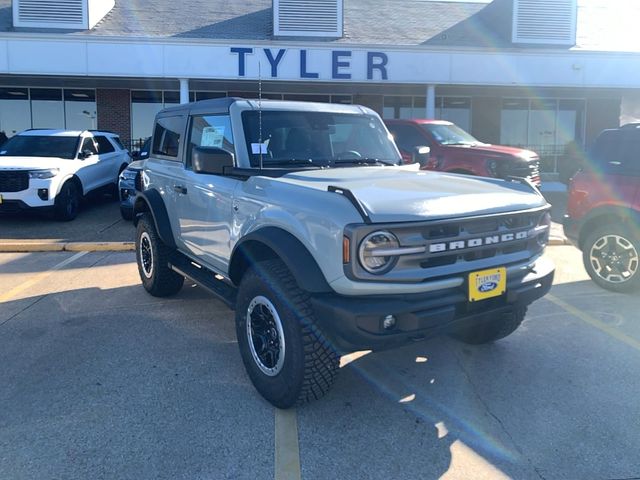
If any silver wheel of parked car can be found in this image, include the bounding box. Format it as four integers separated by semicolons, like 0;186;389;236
584;226;640;293
139;231;154;279
246;295;286;376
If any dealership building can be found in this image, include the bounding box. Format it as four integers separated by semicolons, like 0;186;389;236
0;0;639;172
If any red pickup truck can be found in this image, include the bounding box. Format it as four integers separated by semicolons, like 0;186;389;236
564;123;640;292
385;119;541;187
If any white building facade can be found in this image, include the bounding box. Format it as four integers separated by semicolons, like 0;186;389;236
0;0;638;172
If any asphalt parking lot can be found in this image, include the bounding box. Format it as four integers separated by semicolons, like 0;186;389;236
1;246;639;480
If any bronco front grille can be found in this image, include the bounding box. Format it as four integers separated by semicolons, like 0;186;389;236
0;171;29;192
347;208;550;283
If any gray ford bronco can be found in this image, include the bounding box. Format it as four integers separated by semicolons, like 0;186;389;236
133;98;555;408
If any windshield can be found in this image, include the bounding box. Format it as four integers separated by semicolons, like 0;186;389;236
242;111;401;168
421;123;480;146
0;135;79;159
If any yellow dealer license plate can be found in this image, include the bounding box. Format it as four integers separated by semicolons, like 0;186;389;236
469;267;506;302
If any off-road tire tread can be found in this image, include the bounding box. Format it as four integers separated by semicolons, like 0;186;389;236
238;259;339;407
136;213;184;297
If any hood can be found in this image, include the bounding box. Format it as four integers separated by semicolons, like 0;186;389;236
0;156;74;171
444;144;537;160
127;159;146;171
272;165;546;223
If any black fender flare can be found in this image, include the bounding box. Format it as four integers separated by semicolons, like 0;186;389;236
229;227;332;293
578;205;640;248
133;189;177;249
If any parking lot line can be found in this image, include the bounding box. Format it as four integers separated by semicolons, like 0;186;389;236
275;408;302;480
0;251;88;304
547;293;640;352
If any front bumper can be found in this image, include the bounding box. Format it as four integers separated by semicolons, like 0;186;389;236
311;256;554;352
0;199;52;214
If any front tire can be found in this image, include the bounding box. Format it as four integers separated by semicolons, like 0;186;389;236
54;180;81;221
135;213;184;297
582;225;640;293
235;259;339;408
450;306;527;345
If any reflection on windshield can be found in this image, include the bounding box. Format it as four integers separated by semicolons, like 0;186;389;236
0;135;79;159
242;111;401;168
421;123;480;146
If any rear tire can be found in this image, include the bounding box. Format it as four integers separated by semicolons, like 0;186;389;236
450;306;527;345
582;225;640;293
235;259;339;408
135;213;184;297
54;180;81;221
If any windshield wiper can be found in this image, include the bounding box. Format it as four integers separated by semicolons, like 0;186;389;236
263;159;325;167
332;158;393;166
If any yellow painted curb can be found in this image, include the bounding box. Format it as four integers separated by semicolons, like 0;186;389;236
64;242;135;252
0;241;135;252
548;237;570;246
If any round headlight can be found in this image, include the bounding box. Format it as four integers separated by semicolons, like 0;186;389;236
358;230;400;274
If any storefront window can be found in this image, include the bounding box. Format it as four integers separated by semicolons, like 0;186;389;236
131;90;163;142
0;88;31;137
500;98;586;172
64;89;96;130
500;99;529;146
31;89;64;130
195;91;226;101
440;97;471;131
383;96;472;129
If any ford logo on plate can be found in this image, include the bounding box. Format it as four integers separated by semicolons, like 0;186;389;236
478;281;498;293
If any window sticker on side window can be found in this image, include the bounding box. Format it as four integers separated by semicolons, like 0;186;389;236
251;143;268;154
201;126;225;148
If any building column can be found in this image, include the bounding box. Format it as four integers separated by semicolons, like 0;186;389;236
179;78;189;104
426;84;436;119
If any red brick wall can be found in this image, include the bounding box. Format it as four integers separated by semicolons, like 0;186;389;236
96;89;131;145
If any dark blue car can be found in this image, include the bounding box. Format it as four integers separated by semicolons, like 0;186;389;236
118;138;149;220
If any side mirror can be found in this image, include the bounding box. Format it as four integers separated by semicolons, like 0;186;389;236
192;146;234;175
79;149;94;160
412;146;431;168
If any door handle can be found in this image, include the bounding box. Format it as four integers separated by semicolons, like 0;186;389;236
173;185;188;195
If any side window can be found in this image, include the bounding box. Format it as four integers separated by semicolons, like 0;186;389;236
152;116;184;158
617;133;640;174
388;124;428;153
187;115;234;167
95;136;115;154
81;137;98;155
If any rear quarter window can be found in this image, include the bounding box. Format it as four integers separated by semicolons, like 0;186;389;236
95;136;115;154
152;116;185;159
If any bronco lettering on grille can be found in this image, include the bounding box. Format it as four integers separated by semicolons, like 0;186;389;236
429;231;528;253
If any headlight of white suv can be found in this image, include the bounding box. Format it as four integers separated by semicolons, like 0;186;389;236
358;230;400;274
29;168;59;179
120;169;138;181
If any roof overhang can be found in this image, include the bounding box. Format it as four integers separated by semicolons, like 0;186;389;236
0;33;639;89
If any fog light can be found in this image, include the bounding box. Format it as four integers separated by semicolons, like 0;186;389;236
383;315;396;330
37;188;48;200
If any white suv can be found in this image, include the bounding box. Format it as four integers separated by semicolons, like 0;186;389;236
0;129;131;220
